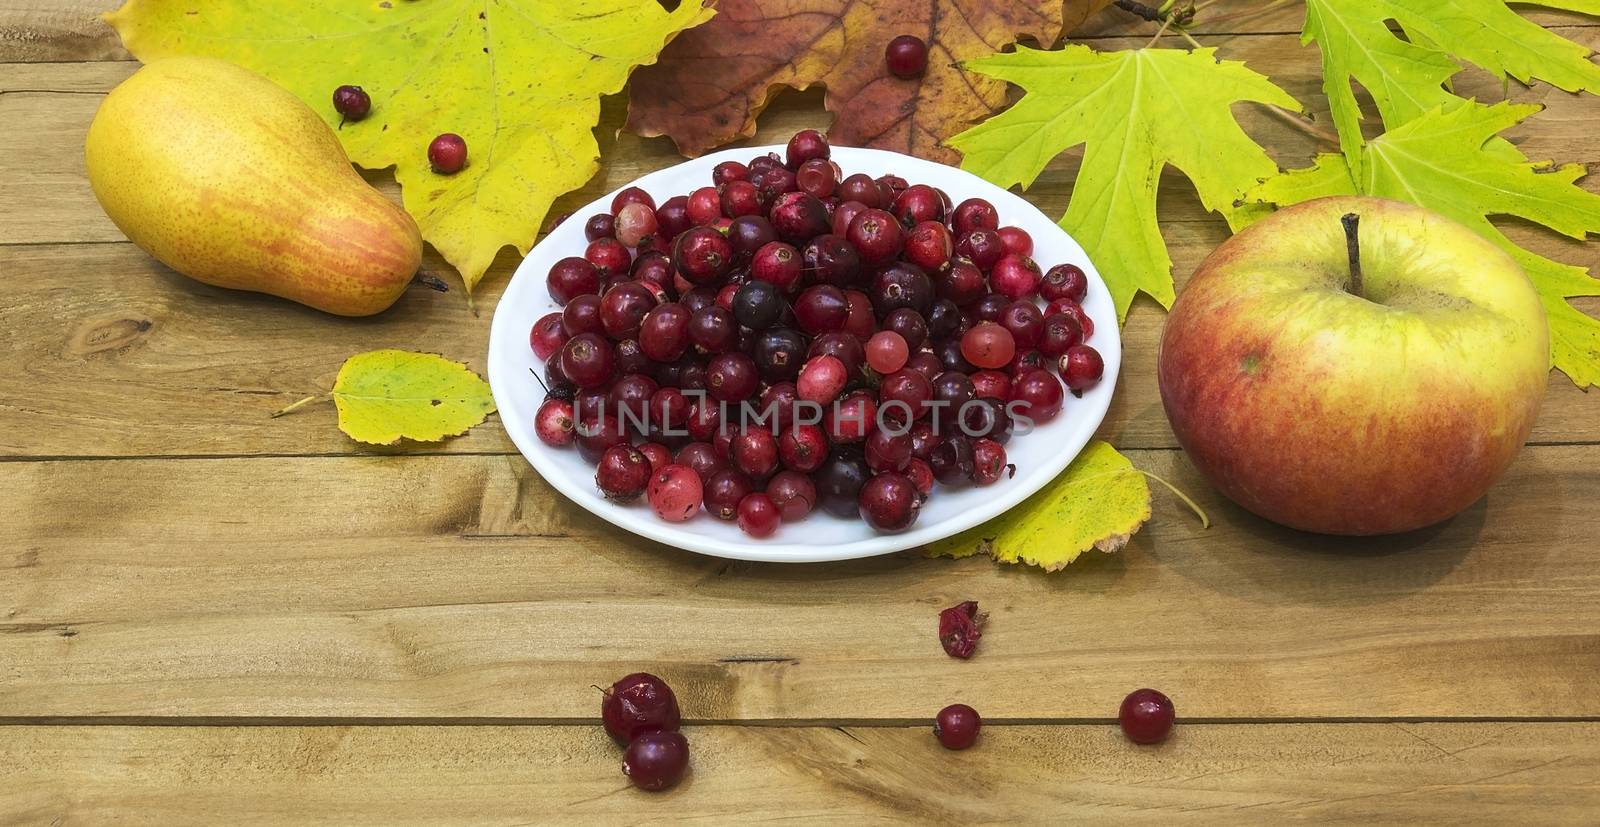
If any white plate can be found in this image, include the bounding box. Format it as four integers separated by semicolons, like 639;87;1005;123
487;145;1120;563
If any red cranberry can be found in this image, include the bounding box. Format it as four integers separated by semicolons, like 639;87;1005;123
864;428;913;472
905;457;934;496
611;186;656;215
938;259;985;306
586;237;632;277
824;391;877;444
802;234;862;287
769;191;830;242
885;34;929;79
547;256;600;304
904;220;953;272
778;423;830;472
785;129;831;168
796;158;837;198
602;672;681;745
957;229;1004;271
712;160;748;186
674;227;733;284
655;195;693;239
427;133;467;174
584;213;616;242
837;174;884;208
535;398;575;447
1059;344;1105;395
1010;368;1064;423
647;464;703;522
951;198;999;235
736;492;781;538
719;179;763;218
794;285;850;335
934;703;981;750
847;208;904;265
332;85;371;121
996;226;1033;257
971;438;1011;484
939;600;985;659
1038;312;1084;357
596;445;651;502
751;241;803;292
1119;688;1176;744
529;312;568;360
858;472;920;531
623;730;690;792
706;352;759;401
639;303;692;362
1041;263;1089;302
892;184;944;228
970;369;1011;401
766;470;817;521
990;254;1041;300
728;215;778;261
960;322;1016;370
703;469;754;521
600;282;657;340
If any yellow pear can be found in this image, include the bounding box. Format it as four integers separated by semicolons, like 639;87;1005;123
85;57;422;317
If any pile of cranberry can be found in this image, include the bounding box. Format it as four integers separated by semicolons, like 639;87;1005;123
528;129;1104;539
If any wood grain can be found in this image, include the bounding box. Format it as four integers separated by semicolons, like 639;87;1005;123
2;723;1597;824
3;446;1595;720
3;40;1598;459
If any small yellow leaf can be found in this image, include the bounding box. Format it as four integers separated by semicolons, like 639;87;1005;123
927;441;1152;572
329;350;495;445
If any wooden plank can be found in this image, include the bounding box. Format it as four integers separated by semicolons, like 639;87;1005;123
2;0;1596;62
2;46;1597;458
1;723;1597;823
4;237;1596;459
3;446;1596;720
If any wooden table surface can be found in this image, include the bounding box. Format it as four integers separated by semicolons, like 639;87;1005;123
3;2;1599;823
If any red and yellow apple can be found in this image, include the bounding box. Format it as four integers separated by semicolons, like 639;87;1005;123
1157;196;1548;535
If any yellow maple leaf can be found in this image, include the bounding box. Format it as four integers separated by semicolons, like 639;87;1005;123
927;441;1153;572
105;0;714;292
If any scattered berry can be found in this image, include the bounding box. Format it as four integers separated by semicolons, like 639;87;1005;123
886;34;930;79
427;133;467;174
623;731;690;792
601;672;681;745
1119;688;1175;745
938;600;986;659
934;703;981;750
332;85;371;122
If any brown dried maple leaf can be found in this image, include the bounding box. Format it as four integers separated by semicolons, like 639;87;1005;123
626;0;1112;163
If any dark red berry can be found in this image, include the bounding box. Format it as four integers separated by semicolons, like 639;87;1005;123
858;472;920;532
886;34;929;79
428;133;467;174
332;85;371;121
623;731;690;792
602;672;682;745
674;226;734;284
934;703;981;750
1059;344;1105;395
938;600;985;659
736;492;781;537
766;470;817;521
785;129;831;169
596;444;651;502
1119;688;1175;745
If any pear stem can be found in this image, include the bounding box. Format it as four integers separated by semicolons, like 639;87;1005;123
1341;212;1363;298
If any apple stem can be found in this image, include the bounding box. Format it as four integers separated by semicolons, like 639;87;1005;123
1341;212;1363;298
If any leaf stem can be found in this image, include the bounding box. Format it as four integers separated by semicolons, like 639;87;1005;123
1264;104;1340;147
270;393;332;419
1135;470;1212;529
1341;212;1363;298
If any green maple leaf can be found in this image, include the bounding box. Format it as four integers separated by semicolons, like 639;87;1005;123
1249;102;1600;388
1302;0;1600;170
106;0;713;292
949;46;1301;321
